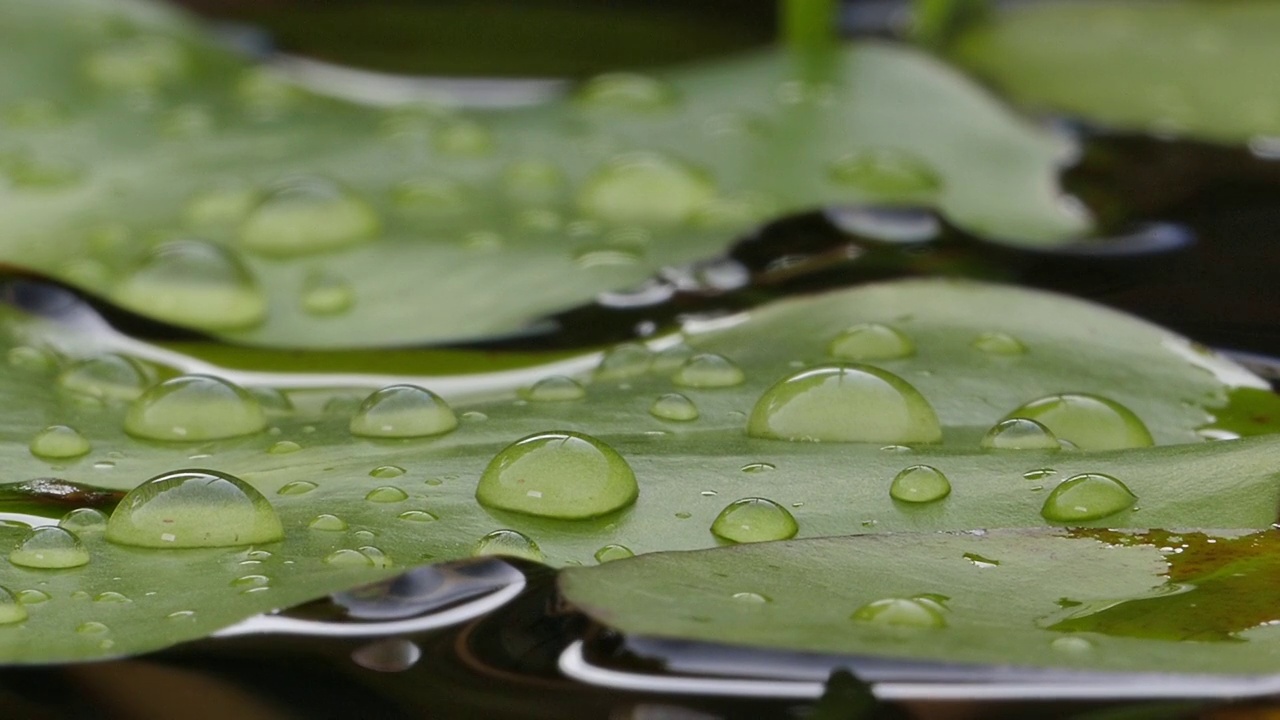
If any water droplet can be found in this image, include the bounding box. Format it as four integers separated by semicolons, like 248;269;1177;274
981;418;1061;450
850;597;946;628
309;514;347;531
349;384;458;439
16;589;49;605
1023;468;1056;481
58;354;157;401
0;588;28;624
300;272;355;316
238;176;380;257
473;529;544;561
105;469;284;548
1051;636;1094;654
277;481;317;496
671;353;745;388
323;549;373;567
76;621;109;635
828;149;941;196
125;375;266;441
370;465;406;479
10;527;90;568
741;462;776;473
358;545;393;568
1041;473;1137;522
268;440;302;455
1003;393;1153;451
84;36;187;90
166;610;196;621
572;243;643;268
94;591;130;603
648;393;699;422
29;425;91;459
710;498;798;543
962;552;1000;568
594;544;635;563
575;73;677;111
578;153;714;226
366;486;408;503
973;332;1027;355
651;344;694;372
521;376;586;402
748;364;942;443
594;343;653;380
828;323;915;361
8;346;58;373
476;431;638;519
732;592;770;604
889;465;951;504
397;510;437;523
59;508;108;534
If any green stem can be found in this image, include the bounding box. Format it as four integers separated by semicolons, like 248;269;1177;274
783;0;837;55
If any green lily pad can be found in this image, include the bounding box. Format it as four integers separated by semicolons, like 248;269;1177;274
560;527;1280;676
0;0;1087;348
0;278;1275;662
949;0;1280;144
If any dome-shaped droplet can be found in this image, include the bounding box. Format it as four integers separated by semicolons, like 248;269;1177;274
521;376;586;402
747;364;942;444
398;510;437;523
105;469;284;548
594;544;635;563
277;480;317;496
575;73;677;111
238;176;380;257
578;153;714;226
309;513;347;531
125;375;266;441
0;588;27;625
1051;636;1094;654
268;440;302;455
29;425;91;459
10;527;90;568
851;597;946;628
741;462;776;473
889;465;951;504
672;353;745;388
59;508;108;534
973;332;1027;356
366;486;408;503
370;465;405;479
57;354;157;401
349;384;457;439
502;159;565;205
649;393;699;421
651;344;694;372
1003;393;1153;451
710;498;798;543
1040;473;1137;522
594;343;653;380
324;549;373;567
472;529;544;561
828;323;915;361
16;589;50;605
112;239;266;331
300;272;355;316
94;591;131;603
981;418;1061;450
476;431;638;519
827;149;941;197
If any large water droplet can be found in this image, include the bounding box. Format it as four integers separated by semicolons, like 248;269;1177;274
889;465;951;504
58;354;157;401
105;469;284;548
300;272;355;316
672;353;745;388
238;176;380;257
521;376;586;402
981;418;1061;450
850;597;946;628
649;393;699;421
973;332;1027;356
1041;473;1137;522
594;343;653;380
125;375;266;441
113;240;266;331
827;149;941;197
366;486;408;503
473;529;544;561
710;498;798;543
349;385;457;439
575;73;677;111
59;508;108;534
828;323;915;361
476;431;638;520
747;364;942;443
1003;393;1153;451
594;544;635;563
0;588;27;625
30;425;91;459
578;153;714;226
10;527;90;568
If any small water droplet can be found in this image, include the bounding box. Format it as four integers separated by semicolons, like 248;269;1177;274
105;469;284;548
358;545;393;568
93;591;131;603
710;498;798;543
1023;468;1056;481
309;514;348;531
59;508;108;534
0;588;28;624
649;393;699;422
575;73;677;111
472;529;543;561
850;597;946;628
324;549;373;567
476;431;638;519
741;462;776;473
166;610;196;621
1041;473;1137;522
397;510;437;523
238;176;380;257
981;418;1061;450
352;637;421;672
10;527;90;568
300;272;355;316
748;364;942;443
112;239;266;331
125;375;266;441
593;544;635;563
370;465;406;479
672;353;745;388
828;323;915;361
594;343;653;380
889;465;951;504
973;332;1027;355
1051;636;1094;654
828;149;941;196
29;425;91;459
16;589;49;605
366;486;408;503
349;385;458;439
76;621;109;635
277;480;317;496
1003;393;1153;451
58;354;156;401
578;153;714;227
521;376;586;402
267;440;302;455
731;592;770;604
